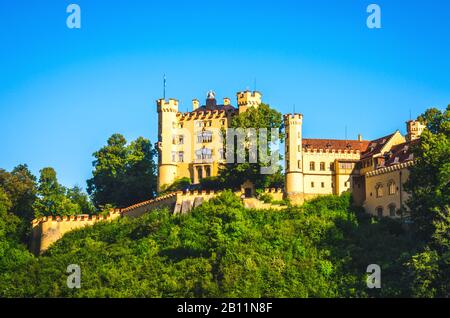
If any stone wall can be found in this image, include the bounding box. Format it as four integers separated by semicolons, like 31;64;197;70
30;210;121;255
30;187;286;254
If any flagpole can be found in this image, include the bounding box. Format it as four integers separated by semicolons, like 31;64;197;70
163;74;166;100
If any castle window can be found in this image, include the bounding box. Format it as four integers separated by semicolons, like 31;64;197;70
310;162;315;171
219;149;225;160
320;162;325;171
321;182;325;188
329;162;334;171
197;167;203;180
196;148;212;161
298;160;301;169
205;166;211;178
388;181;396;195
311;182;315;188
197;131;213;143
376;206;383;218
172;151;177;163
178;151;184;163
221;119;226;126
173;135;184;145
388;204;396;217
339;162;353;170
375;184;384;198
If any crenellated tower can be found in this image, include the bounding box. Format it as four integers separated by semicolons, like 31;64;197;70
237;90;262;113
284;113;304;204
156;98;179;192
406;120;426;142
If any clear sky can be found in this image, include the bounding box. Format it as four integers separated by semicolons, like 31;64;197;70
1;0;449;190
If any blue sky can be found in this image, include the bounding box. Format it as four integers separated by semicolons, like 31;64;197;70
1;0;449;189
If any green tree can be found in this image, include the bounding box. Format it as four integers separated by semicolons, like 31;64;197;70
67;186;96;215
0;164;37;241
405;105;450;243
161;177;191;193
33;167;81;217
87;134;157;208
219;103;284;190
405;105;450;297
0;188;19;240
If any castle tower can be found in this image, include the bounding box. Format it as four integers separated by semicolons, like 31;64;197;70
237;90;262;113
157;98;179;192
406;120;426;142
284;113;304;204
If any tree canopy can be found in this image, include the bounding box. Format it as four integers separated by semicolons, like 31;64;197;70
87;134;157;208
404;105;450;296
218;103;285;190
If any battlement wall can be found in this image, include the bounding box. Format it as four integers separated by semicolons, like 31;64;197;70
31;210;121;255
120;192;178;218
30;187;288;255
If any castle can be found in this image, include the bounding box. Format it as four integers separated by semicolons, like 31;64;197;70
30;89;425;254
156;89;425;217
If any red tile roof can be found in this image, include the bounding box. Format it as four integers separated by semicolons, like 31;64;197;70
302;138;370;152
383;140;418;167
360;133;396;159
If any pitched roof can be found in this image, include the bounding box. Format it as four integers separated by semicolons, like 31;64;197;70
360;132;396;159
383;140;418;167
191;104;236;113
302;138;370;152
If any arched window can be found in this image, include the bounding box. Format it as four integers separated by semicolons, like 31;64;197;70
376;206;383;218
388;180;396;195
388;204;396;217
375;184;384;198
310;162;315;171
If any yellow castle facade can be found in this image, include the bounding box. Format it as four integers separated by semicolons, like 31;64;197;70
156;89;426;219
156;90;262;191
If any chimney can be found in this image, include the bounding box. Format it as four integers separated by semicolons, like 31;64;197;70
358;134;363;141
223;97;231;106
192;99;199;111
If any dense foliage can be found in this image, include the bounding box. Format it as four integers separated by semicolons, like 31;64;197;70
0;107;448;298
404;105;450;297
1;191;446;297
87;134;158;209
218;103;285;190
